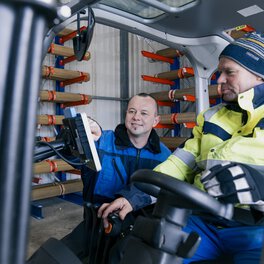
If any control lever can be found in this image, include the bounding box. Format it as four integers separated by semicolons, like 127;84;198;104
104;212;122;237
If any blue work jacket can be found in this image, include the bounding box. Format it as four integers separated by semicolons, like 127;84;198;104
81;124;171;210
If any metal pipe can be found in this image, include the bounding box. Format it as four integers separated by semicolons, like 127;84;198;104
92;95;129;101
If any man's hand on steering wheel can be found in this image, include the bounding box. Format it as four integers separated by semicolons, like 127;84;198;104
201;161;264;205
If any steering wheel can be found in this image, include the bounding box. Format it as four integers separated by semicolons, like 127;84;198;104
131;169;233;220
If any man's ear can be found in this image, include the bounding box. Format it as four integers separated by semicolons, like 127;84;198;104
152;115;160;127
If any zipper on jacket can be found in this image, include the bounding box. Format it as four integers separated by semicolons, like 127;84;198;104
135;149;141;170
112;158;125;184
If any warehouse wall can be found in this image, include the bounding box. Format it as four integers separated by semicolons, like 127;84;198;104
129;33;172;137
40;23;171;133
36;23;171;184
64;23;121;131
70;24;170;128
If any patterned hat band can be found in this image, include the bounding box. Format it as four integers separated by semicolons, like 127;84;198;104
220;33;264;79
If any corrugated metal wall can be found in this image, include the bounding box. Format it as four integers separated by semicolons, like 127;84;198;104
65;23;121;131
40;23;172;135
129;34;170;95
128;33;172;137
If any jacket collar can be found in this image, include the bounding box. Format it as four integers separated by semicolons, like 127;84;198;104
114;124;161;153
225;83;264;111
252;83;264;108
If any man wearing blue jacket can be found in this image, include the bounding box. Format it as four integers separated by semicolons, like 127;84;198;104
62;93;171;259
83;93;170;207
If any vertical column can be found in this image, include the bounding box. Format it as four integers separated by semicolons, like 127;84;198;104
55;36;66;181
0;1;56;263
120;30;129;123
194;72;210;114
170;57;181;136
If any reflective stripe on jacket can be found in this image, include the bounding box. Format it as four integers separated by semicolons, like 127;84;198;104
155;83;264;190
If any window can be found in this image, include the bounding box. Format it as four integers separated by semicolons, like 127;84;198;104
99;0;197;19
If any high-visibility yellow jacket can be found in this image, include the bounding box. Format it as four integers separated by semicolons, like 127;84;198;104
155;84;264;190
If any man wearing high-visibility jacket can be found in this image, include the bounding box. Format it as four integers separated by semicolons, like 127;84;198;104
154;33;264;264
99;33;264;264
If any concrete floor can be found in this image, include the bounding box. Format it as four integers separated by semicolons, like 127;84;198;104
27;197;83;260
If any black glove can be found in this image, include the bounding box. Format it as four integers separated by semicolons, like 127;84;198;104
201;162;264;205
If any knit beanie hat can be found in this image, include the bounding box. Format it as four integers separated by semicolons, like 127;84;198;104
219;33;264;79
